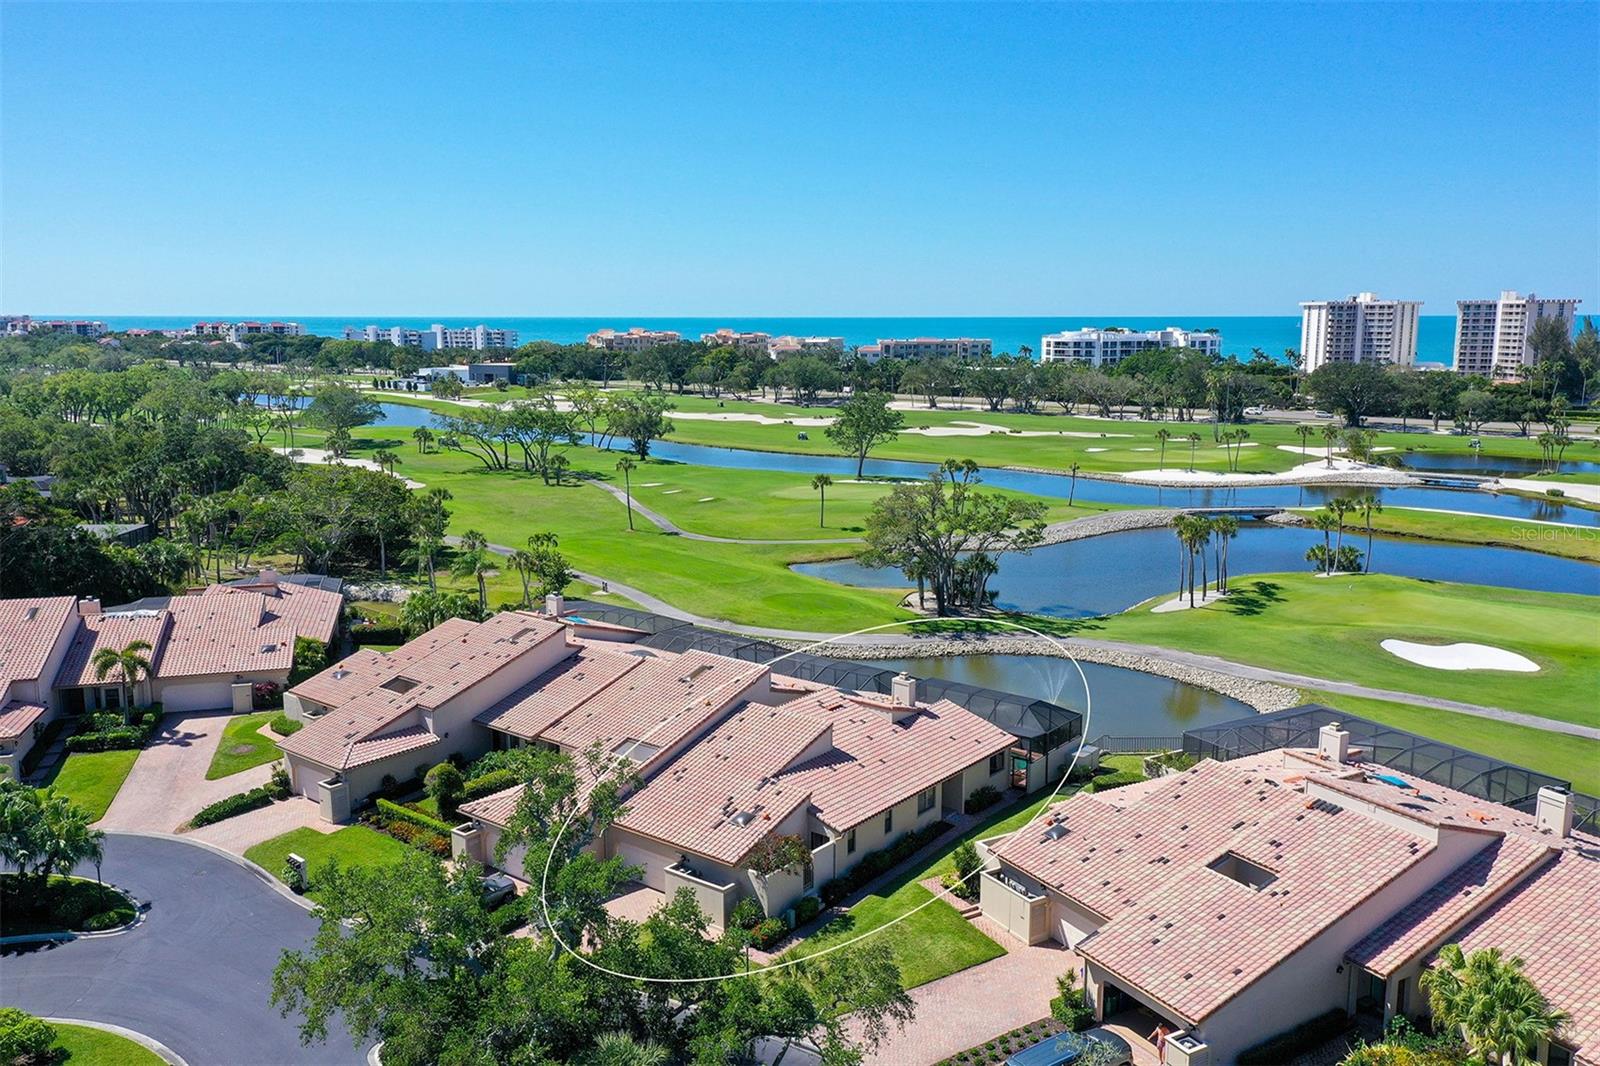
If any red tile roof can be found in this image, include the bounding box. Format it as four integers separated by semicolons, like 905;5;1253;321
55;610;169;688
156;593;296;679
204;580;342;645
0;596;75;687
474;645;644;739
0;699;48;740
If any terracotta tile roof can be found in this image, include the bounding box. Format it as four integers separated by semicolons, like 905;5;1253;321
1348;835;1556;976
289;648;400;708
279;612;565;771
614;703;829;865
999;760;1439;1026
1448;846;1600;1061
458;781;522;825
775;690;1016;832
0;699;48;740
155;593;296;679
0;596;75;686
54;610;169;688
474;645;644;739
345;725;440;769
203;580;343;645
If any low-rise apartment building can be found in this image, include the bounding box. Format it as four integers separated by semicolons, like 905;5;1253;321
0;571;342;774
1453;292;1581;380
586;327;682;353
768;335;846;359
1299;293;1421;371
191;320;306;342
979;723;1596;1066
279;605;1017;925
1039;326;1222;367
856;337;992;362
12;319;108;338
700;328;772;353
342;324;519;351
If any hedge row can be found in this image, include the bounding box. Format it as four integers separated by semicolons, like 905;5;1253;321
269;713;302;736
1238;1009;1351;1065
1082;770;1145;794
463;768;517;800
820;820;952;906
351;622;406;645
377;797;456;835
64;709;161;753
192;786;276;827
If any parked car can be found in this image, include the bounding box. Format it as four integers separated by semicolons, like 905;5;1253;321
481;872;518;909
1005;1027;1132;1066
1313;409;1335;418
1243;405;1265;415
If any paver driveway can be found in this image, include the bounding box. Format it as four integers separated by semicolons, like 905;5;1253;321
2;833;364;1065
98;710;275;835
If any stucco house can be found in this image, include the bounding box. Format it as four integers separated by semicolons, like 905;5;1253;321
978;723;1596;1066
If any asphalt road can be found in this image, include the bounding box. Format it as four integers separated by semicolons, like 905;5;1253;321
1;833;365;1065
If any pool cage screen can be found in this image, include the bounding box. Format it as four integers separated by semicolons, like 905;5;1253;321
1184;704;1599;835
566;600;1082;749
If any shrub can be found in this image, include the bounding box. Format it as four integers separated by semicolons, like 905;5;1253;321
964;785;1001;815
820;878;850;907
952;841;982;888
1546;487;1566;498
747;833;811;876
730;896;764;931
350;622;406;646
0;1007;57;1065
252;680;283;710
424;762;466;819
268;764;292;800
794;895;822;925
377;797;456;835
1238;1008;1351;1065
290;636;331;684
82;909;133;932
192;786;276;827
269;713;302;736
750;916;789;950
1050;972;1094;1031
1082;770;1145;794
462;768;517;800
372;816;451;857
65;727;142;753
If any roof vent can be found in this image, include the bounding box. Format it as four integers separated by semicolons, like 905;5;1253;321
731;811;755;827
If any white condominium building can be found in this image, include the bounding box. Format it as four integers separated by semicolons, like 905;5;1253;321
856;337;992;362
342;324;520;351
1039;326;1222;367
1453;292;1581;379
768;335;845;359
1299;293;1421;371
586;327;682;353
192;320;305;342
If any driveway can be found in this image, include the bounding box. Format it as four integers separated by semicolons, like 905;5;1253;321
99;710;277;835
2;833;364;1065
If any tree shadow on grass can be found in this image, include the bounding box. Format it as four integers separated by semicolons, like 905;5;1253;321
1216;580;1285;617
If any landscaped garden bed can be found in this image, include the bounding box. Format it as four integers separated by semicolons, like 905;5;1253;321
0;874;137;937
938;1016;1069;1065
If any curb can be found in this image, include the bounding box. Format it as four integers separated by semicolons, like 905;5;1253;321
105;829;317;913
0;880;147;945
45;1017;189;1066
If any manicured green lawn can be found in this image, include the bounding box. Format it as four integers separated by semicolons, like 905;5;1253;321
1343;507;1600;563
785;757;1145;989
244;825;419;899
1095;573;1598;727
205;712;282;780
41;749;140;821
50;1022;165;1066
1297;688;1600;795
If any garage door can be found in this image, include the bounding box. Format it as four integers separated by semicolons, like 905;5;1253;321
499;841;530;881
610;832;676;891
159;681;232;713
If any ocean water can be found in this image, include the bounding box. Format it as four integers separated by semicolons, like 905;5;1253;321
75;314;1459;366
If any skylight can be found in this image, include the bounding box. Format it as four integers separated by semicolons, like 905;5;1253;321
381;676;419;694
1208;851;1278;891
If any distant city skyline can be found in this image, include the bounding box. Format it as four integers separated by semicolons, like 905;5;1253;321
2;3;1595;315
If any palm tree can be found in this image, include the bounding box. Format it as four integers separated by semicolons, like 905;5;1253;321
91;640;153;725
372;447;400;475
1229;428;1250;471
1308;511;1339;574
1295;423;1314;459
811;473;833;528
1421;944;1567;1066
1155;428;1172;470
547;453;570;486
1068;461;1080;505
1326;497;1356;561
2;788;105;893
1321;423;1341;468
1211;514;1239;592
1356;493;1383;573
508;549;537;606
577;1031;669;1066
615;457;636;531
450;530;495;610
1186;432;1201;472
412;426;434;453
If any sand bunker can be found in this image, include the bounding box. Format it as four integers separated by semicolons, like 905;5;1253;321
1380;639;1539;672
275;447;425;488
671;411;834;427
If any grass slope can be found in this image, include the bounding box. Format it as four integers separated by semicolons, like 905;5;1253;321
245;825;418;899
1097;574;1598;727
50;1023;166;1066
41;749;140;821
205;712;283;780
1350;507;1600;563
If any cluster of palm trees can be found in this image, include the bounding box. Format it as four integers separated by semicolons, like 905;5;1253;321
1418;944;1568;1066
1306;494;1383;576
1171;513;1239;607
445;528;572;612
1;781;107;893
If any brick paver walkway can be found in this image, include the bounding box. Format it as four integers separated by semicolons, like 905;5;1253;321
851;914;1071;1065
187;795;331;854
98;710;275;835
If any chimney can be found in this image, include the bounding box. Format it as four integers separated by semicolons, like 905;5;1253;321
891;671;919;708
545;592;565;617
1317;722;1350;763
1535;787;1573;839
258;567;280;586
78;598;102;617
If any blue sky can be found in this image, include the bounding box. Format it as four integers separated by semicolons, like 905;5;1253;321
2;2;1595;317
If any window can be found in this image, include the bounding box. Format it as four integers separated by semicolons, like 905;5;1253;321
917;786;936;814
883;810;893;835
989;752;1005;775
103;687;122;709
846;829;856;855
1548;1043;1573;1066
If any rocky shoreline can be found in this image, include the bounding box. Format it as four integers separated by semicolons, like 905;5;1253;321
799;634;1304;714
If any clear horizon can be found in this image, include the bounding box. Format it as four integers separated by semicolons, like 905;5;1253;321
3;2;1596;314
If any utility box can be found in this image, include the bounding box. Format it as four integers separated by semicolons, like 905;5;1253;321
284;853;309;893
